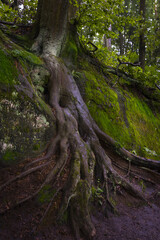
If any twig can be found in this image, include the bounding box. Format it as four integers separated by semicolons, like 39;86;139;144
116;58;140;75
155;83;160;91
0;161;53;191
87;41;98;53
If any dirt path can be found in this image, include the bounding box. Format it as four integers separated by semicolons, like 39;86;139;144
0;147;160;240
0;197;160;240
92;202;160;240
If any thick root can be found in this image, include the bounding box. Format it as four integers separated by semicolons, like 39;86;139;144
0;161;53;191
1;53;160;240
69;180;96;240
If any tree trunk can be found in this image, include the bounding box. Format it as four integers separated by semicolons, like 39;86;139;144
32;0;70;56
139;0;146;70
119;31;125;55
1;1;160;239
103;25;112;50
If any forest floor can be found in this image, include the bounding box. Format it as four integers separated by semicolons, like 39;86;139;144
0;196;160;240
0;149;160;240
0;140;160;240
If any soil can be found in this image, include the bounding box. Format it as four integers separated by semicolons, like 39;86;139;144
0;196;160;240
92;200;160;240
0;149;160;240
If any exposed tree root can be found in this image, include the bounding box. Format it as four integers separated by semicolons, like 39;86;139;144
94;125;160;172
24;137;59;169
112;160;159;185
1;53;160;240
0;161;54;191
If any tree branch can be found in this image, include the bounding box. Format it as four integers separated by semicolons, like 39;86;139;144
116;58;140;74
0;20;31;27
155;83;160;91
117;58;141;67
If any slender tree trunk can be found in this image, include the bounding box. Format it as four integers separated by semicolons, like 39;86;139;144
119;31;125;55
139;0;146;70
103;25;112;50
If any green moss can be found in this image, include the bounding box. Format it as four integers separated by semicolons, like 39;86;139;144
0;48;18;86
75;180;90;208
38;185;56;204
11;49;43;65
61;35;78;64
33;143;41;151
60;210;69;224
35;96;55;122
7;33;33;49
2;150;17;166
78;57;160;160
84;67;132;148
125;92;160;159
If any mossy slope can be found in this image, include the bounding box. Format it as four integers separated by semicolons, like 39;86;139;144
76;58;160;160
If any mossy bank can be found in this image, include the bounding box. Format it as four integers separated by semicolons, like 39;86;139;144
73;57;160;160
0;30;55;167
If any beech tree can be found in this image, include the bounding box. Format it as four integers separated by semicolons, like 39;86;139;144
1;0;160;239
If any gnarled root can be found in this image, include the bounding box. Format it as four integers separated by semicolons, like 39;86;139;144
1;54;160;239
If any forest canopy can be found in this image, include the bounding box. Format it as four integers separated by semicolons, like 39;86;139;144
1;0;160;77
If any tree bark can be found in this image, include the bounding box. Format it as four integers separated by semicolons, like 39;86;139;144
32;0;70;56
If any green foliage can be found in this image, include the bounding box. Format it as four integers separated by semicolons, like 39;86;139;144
0;1;20;22
0;0;38;24
91;187;103;205
143;147;157;157
91;180;104;206
94;45;118;67
138;180;146;193
113;53;160;88
20;0;38;23
131;65;160;87
77;0;125;38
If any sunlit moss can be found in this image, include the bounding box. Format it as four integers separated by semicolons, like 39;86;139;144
11;49;43;65
78;57;160;160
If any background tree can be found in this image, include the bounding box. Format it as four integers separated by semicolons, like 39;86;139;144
139;0;146;70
